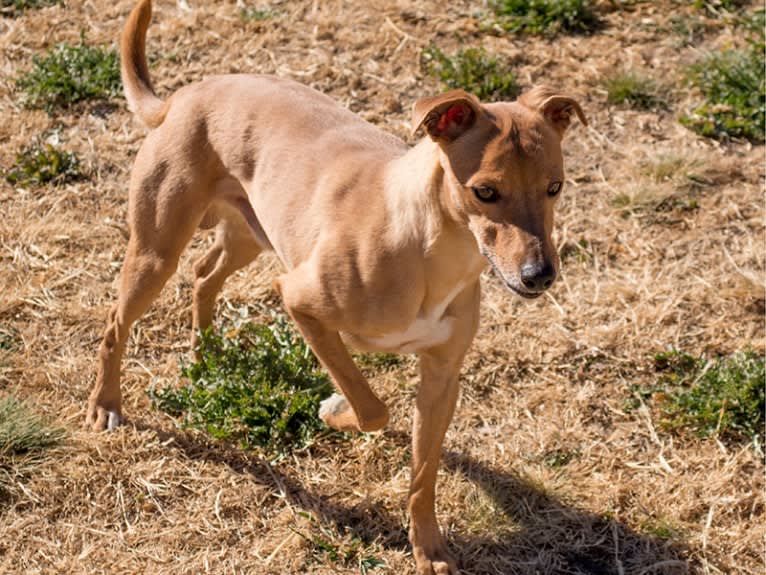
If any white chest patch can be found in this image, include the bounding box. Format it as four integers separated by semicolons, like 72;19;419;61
360;282;465;353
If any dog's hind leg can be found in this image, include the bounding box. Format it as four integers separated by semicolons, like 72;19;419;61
191;214;262;353
86;164;209;431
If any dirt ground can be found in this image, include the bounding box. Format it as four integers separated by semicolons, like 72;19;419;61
0;1;763;574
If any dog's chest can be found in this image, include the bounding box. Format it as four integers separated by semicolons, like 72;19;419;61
348;282;465;353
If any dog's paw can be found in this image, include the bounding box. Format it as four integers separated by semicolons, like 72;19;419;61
415;552;459;575
319;393;358;431
319;392;346;418
319;392;389;432
85;405;123;431
411;529;459;575
107;410;122;430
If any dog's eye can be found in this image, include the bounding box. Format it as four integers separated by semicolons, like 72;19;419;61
547;181;563;197
473;186;499;203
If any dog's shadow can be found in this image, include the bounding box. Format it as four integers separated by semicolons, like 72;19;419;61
144;424;688;575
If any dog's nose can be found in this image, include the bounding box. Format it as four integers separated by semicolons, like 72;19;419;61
520;262;556;292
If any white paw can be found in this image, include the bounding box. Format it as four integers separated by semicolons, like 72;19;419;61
319;393;348;421
107;410;122;431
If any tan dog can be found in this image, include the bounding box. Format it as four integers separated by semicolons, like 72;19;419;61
86;1;586;572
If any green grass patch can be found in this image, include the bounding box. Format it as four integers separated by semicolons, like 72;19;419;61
629;350;765;447
0;395;66;502
150;316;336;456
668;14;708;47
239;5;281;21
680;15;765;142
655;350;765;442
421;45;519;101
4;139;80;187
739;8;766;37
641;153;689;183
16;36;121;113
0;396;65;454
612;153;725;218
0;327;18;352
639;516;684;540
489;0;601;36
612;185;699;218
603;71;665;110
1;0;61;17
693;0;748;14
0;327;19;370
542;447;581;468
355;352;403;372
560;237;594;264
293;512;387;572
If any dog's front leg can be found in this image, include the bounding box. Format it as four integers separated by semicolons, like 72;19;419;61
409;284;480;575
276;275;389;433
409;350;462;575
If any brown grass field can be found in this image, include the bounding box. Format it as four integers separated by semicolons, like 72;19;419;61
0;1;764;573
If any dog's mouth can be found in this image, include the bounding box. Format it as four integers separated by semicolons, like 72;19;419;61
480;249;545;300
505;283;544;299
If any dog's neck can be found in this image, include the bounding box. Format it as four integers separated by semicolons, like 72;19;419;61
383;138;487;282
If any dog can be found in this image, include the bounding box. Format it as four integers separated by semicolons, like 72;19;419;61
86;1;586;573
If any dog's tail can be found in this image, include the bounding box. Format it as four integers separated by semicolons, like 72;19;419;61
121;0;168;128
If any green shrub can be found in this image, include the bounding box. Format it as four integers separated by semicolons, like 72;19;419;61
489;0;601;35
603;71;665;110
652;350;765;444
421;45;519;101
16;36;121;112
680;18;765;142
1;0;61;17
4;141;80;187
150;316;336;455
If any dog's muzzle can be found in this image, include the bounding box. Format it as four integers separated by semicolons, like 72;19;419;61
480;249;547;299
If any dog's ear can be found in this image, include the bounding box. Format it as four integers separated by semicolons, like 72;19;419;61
518;85;587;137
411;90;481;143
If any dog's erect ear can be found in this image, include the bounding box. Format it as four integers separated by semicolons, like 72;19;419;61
518;85;587;137
411;90;481;143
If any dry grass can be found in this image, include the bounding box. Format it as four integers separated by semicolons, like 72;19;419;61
0;1;763;574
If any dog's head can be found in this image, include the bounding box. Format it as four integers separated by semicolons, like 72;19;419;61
412;86;587;299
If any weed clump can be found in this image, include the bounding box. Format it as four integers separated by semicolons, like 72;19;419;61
16;37;121;112
4;141;80;187
489;0;600;35
603;71;664;110
680;12;765;142
150;316;336;455
634;350;765;446
421;45;519;101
